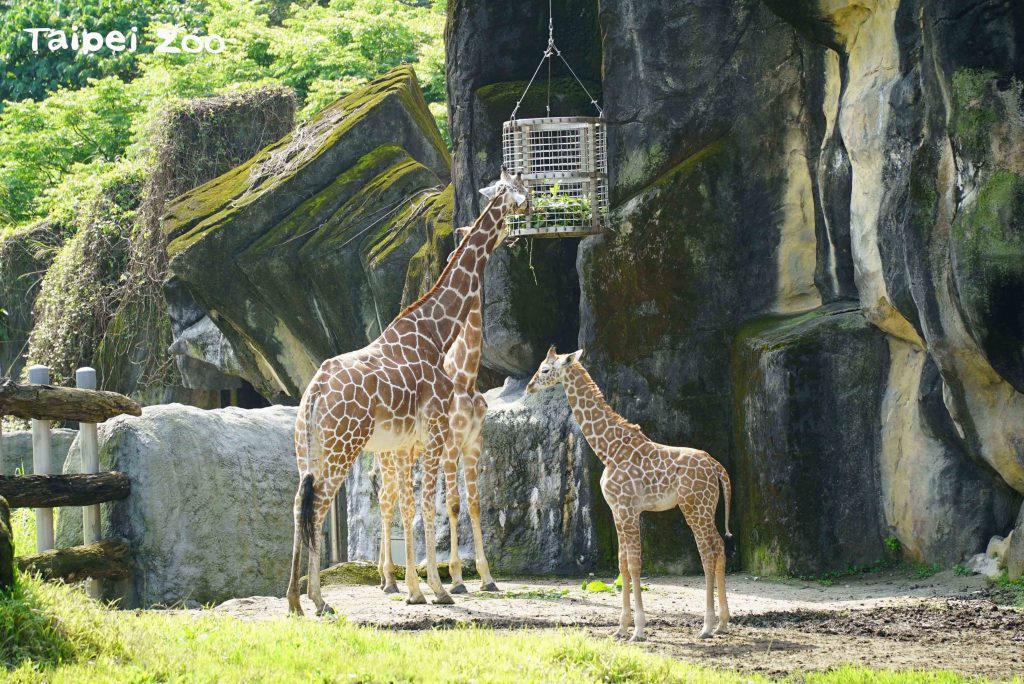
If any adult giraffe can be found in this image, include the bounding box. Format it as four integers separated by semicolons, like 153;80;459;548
527;347;734;641
376;225;497;596
287;169;528;615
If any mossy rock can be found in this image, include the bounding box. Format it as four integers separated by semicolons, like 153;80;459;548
950;170;1024;391
164;67;452;398
731;304;889;576
0;496;13;592
0;221;63;381
299;558;477;591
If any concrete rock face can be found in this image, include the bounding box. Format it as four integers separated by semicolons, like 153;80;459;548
56;404;298;608
1;428;77;476
732;305;890;576
446;0;1023;572
164;67;453;401
1009;507;1024;581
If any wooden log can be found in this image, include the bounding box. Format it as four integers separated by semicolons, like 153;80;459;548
0;377;141;423
0;472;130;508
0;496;13;591
17;538;130;583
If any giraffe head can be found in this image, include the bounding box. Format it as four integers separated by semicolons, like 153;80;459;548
526;346;583;394
479;166;529;216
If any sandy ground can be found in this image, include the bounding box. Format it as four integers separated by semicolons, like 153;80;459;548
214;570;1024;679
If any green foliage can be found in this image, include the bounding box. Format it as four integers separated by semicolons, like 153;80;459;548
953;563;971;577
988;571;1024;608
0;0;206;103
884;536;902;556
26;162;144;385
909;562;941;579
0;0;447;228
0;573;120;670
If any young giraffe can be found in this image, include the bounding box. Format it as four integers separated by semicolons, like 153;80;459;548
287;169;528;615
376;226;498;595
527;347;734;641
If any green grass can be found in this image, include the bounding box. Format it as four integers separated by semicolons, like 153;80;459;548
0;576;1000;683
988;571;1024;607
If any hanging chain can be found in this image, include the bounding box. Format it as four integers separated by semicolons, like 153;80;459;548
509;0;602;121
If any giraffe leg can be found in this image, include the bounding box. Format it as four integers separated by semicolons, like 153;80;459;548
421;424;454;604
612;518;632;639
398;455;427;604
377;453;400;594
465;441;497;591
307;518;334;616
684;507;719;639
286;483;306;616
715;552;730;633
444;453;466;594
622;519;646;642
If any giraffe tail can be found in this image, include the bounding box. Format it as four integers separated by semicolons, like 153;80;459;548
299;394;322;550
299;472;316;550
713;458;736;558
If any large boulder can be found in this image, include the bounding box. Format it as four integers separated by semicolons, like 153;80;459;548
1;428;77;476
347;378;602;575
1009;505;1024;581
56;404;298;608
732;304;889;575
165;67;452;400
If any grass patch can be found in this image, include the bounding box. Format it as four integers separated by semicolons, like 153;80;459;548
1;574;120;670
0;577;1001;682
478;588;571;601
988;571;1024;608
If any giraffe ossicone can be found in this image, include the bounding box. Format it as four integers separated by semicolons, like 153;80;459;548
287;168;528;616
527;346;735;641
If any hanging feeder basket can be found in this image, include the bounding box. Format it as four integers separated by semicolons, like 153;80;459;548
501;5;609;239
503;116;608;238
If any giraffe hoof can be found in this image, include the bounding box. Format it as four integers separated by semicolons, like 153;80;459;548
450;583;468;594
612;630;628;640
406;594;427;605
382;584;400;594
715;624;729;635
480;582;500;592
629;633;646;643
316;603;335;617
698;630;714;640
432;593;455;605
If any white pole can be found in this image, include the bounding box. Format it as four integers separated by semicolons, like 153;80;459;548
28;365;54;552
77;367;101;598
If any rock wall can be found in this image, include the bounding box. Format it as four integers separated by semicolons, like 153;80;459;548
56;404;298;608
1;428;77;476
164;67;453;401
447;0;1023;573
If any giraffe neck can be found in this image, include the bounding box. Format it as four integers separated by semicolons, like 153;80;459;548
395;198;506;352
445;290;483;393
563;363;637;466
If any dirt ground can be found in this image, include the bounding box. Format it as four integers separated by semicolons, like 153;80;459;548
214;570;1024;679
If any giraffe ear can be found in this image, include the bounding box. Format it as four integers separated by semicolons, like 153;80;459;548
479;184;497;200
569;349;583;364
546;345;558;360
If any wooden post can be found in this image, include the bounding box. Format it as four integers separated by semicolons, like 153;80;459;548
28;365;53;552
76;367;101;598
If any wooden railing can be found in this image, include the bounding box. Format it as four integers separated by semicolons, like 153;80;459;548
0;366;141;595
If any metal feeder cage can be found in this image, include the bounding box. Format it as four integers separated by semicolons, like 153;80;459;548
503;116;609;238
500;4;608;239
